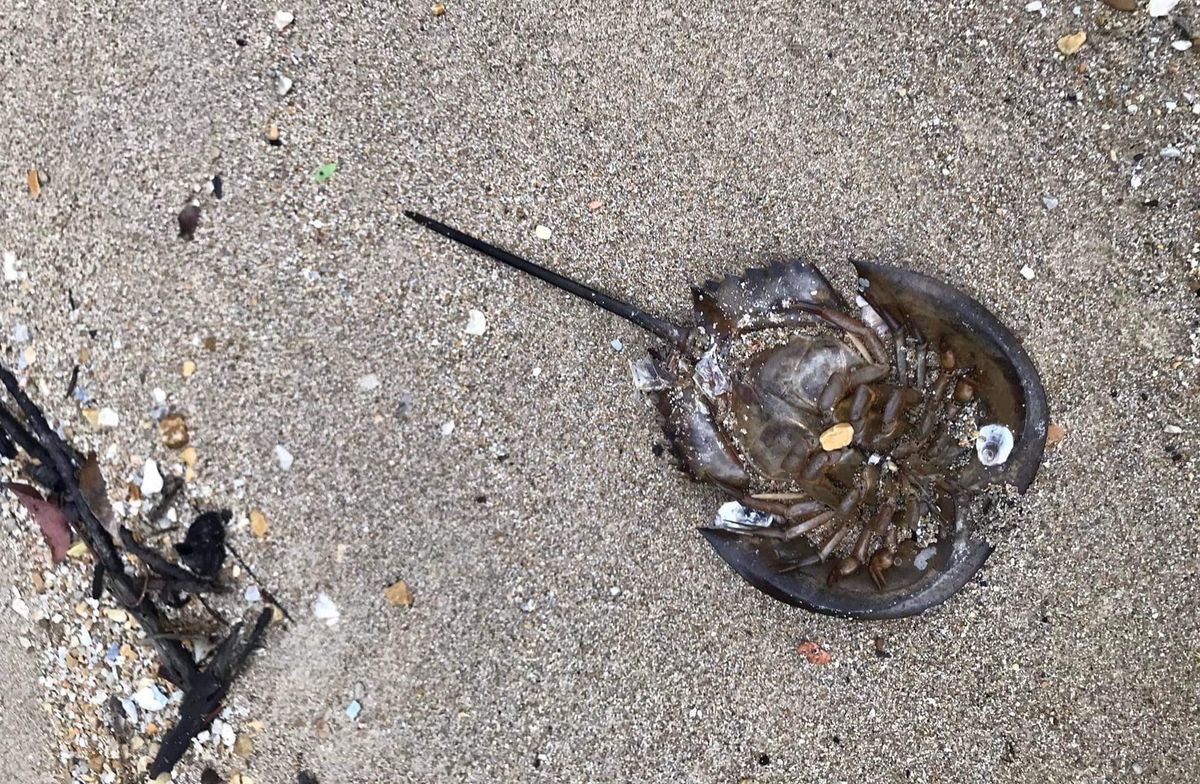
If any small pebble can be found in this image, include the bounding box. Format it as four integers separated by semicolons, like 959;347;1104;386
1172;40;1193;52
534;224;552;241
440;420;455;437
431;2;446;15
273;10;294;30
1160;146;1183;159
1149;0;1180;17
520;598;537;613
346;700;362;720
1025;0;1042;11
1163;424;1183;434
610;338;623;352
464;309;488;336
274;444;294;470
1020;265;1036;281
97;407;120;428
1041;195;1058;210
245;584;262;603
276;73;294;97
357;374;381;391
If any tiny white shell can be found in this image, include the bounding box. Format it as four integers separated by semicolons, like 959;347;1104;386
975;424;1014;466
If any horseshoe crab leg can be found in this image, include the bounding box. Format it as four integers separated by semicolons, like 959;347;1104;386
406;211;688;347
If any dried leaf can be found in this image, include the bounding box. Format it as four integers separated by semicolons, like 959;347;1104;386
249;509;269;539
1056;30;1087;56
176;511;228;577
77;455;116;534
797;641;832;665
384;579;413;607
5;483;71;562
26;169;41;199
1102;0;1136;10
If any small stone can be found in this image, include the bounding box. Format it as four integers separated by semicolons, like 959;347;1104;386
180;446;199;466
1160;145;1183;159
1041;195;1058;210
97;407;120;428
384;579;413;607
1056;30;1086;56
431;2;445;15
520;598;537;613
819;422;854;451
1020;265;1036;281
1172;40;1193;52
346;699;362;720
357;373;381;391
1025;0;1042;10
66;541;89;559
534;224;552;241
1130;173;1143;189
234;734;254;757
587;199;603;211
464;309;488;336
276;73;294;96
1046;423;1068;448
265;123;281;143
1102;0;1136;9
274;444;294;470
250;509;269;539
181;359;197;378
141;459;164;495
245;584;262;603
1163;424;1183;435
610;338;623;352
440;420;455;437
178;203;201;240
312;592;340;625
26;169;40;198
273;10;294;30
159;414;189;448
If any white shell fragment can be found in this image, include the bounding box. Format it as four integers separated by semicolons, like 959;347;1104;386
276;73;294;96
464;309;488;336
1149;0;1180;17
140;459;164;495
693;346;730;399
132;684;169;712
975;424;1015;467
712;501;775;532
312;592;340;626
2;250;18;282
534;224;552;240
274;444;294;470
629;357;670;391
1020;265;1036;281
1173;40;1193;52
273;10;295;30
856;296;889;339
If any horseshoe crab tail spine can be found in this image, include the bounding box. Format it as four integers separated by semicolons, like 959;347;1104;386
405;211;687;346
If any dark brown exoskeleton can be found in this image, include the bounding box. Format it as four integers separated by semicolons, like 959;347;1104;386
407;212;1048;619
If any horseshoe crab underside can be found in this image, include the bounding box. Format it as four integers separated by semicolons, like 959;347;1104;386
406;211;1049;620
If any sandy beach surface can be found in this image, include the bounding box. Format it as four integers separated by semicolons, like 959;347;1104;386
1;1;1197;782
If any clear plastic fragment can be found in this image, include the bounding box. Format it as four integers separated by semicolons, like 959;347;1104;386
711;501;775;532
693;346;730;399
628;357;670;392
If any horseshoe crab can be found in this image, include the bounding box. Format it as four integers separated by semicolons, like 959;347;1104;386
406;211;1048;619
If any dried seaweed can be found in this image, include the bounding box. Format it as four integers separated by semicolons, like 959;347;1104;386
0;362;271;776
